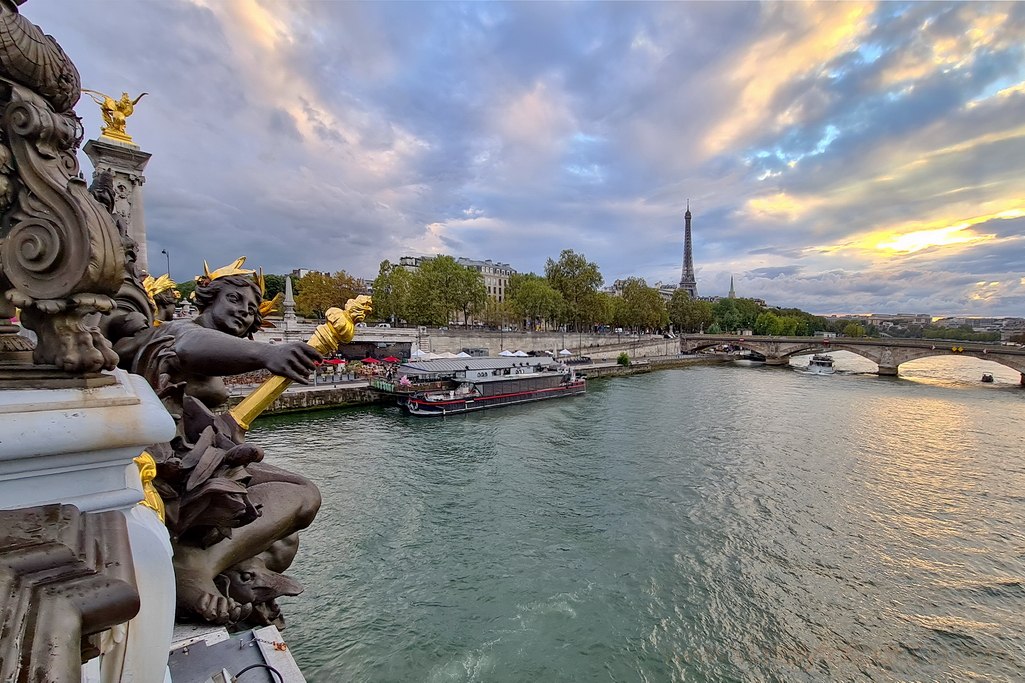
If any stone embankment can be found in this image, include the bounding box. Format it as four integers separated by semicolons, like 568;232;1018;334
426;329;678;360
226;381;382;417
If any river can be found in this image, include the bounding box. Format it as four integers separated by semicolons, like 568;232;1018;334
250;353;1025;682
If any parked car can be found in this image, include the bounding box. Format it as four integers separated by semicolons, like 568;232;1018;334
376;323;391;328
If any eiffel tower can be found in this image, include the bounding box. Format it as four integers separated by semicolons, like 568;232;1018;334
679;200;698;297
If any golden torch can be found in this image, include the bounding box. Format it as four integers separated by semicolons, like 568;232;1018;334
229;295;372;431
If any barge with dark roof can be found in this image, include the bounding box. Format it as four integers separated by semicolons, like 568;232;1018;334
392;357;585;416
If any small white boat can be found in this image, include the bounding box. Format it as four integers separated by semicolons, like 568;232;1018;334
806;354;835;375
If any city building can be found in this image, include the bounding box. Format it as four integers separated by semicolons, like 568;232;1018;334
399;255;516;302
457;257;515;302
290;267;322;279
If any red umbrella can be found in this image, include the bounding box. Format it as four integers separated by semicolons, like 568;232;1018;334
324;358;344;365
361;357;380;364
382;356;400;363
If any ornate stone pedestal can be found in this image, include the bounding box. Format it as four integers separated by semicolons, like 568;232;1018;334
0;369;176;682
84;138;153;273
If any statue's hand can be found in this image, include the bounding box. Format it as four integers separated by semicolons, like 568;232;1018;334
266;342;321;383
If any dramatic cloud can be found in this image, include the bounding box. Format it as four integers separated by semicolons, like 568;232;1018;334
27;0;1025;316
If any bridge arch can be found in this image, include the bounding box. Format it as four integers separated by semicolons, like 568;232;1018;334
679;334;1025;384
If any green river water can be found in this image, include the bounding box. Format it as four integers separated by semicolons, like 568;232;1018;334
250;353;1025;682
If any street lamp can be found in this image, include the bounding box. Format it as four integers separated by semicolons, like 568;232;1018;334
160;248;170;276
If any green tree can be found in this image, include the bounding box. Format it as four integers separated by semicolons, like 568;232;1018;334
714;297;765;332
480;298;515;328
508;273;564;330
406;255;485;326
295;271;359;319
842;322;866;338
262;274;286;300
619;278;668;331
754;311;782;335
590;291;618;329
372;260;413;324
669;289;714;333
545;250;603;332
454;265;487;324
177;278;196;302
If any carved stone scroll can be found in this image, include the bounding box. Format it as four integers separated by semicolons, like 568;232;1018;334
0;5;125;372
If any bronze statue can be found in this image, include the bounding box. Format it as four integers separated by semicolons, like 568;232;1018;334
142;273;179;323
82;89;147;143
115;259;370;627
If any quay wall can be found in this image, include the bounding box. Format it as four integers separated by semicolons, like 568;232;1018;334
226;385;384;418
426;331;678;359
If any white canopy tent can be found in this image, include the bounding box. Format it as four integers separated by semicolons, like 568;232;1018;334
513;350;529;357
498;350;515;357
558;349;573;356
455;351;472;358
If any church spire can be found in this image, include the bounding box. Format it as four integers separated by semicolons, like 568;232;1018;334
728;275;735;299
679;201;697;297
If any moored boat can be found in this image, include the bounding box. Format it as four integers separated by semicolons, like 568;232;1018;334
981;372;994;383
806;354;835;375
400;357;585;416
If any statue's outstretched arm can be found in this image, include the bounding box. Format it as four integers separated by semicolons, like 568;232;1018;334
174;326;321;383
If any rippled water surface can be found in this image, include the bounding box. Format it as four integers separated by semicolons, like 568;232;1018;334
251;356;1025;681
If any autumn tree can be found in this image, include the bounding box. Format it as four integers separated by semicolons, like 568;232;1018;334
295;271;359;319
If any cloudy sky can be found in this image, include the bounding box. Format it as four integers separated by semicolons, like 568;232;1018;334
28;1;1025;316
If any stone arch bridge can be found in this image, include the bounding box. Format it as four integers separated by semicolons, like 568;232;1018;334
680;334;1025;385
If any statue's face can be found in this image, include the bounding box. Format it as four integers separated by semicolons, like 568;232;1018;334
156;300;176;322
208;283;260;336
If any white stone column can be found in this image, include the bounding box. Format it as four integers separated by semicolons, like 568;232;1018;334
83;138;153;273
0;369;176;683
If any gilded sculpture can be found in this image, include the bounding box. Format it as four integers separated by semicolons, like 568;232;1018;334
82;89;147;143
108;257;371;627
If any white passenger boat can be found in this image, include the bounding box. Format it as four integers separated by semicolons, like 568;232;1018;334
805;354;835;375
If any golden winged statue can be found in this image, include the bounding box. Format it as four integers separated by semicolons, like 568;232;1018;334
82;89;148;143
